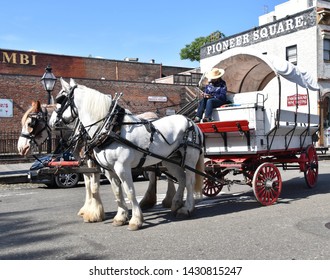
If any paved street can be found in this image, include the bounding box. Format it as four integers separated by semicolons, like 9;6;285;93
0;161;330;260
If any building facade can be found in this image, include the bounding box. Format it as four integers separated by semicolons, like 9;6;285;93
0;49;195;135
200;0;330;147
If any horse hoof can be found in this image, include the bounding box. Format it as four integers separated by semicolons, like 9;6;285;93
83;217;103;223
127;223;142;231
176;208;193;219
112;219;127;227
82;212;105;223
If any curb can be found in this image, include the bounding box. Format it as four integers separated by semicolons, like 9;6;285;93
0;174;29;184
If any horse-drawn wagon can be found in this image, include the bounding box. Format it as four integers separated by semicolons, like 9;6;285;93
198;48;320;205
17;48;320;230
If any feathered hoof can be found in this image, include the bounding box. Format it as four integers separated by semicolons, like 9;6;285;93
77;208;85;217
112;219;127;227
173;207;193;219
81;210;105;223
171;201;184;213
127;223;143;231
83;215;104;223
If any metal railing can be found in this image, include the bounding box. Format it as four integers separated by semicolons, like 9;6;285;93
0;130;57;155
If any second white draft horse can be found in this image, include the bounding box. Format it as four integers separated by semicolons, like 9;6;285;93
52;78;205;230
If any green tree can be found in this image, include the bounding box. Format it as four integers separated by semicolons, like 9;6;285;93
180;31;225;62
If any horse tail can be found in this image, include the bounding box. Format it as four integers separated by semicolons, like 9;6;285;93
194;150;205;198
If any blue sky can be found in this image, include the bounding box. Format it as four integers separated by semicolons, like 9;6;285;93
0;0;287;68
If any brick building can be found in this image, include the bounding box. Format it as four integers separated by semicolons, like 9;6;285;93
0;48;198;134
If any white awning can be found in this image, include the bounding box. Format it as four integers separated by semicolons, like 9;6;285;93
210;47;319;93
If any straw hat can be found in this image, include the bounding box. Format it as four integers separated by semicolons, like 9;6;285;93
206;68;225;80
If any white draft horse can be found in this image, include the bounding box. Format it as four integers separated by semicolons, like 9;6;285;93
51;78;205;230
17;101;176;224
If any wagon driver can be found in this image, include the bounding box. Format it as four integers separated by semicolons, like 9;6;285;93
194;67;227;123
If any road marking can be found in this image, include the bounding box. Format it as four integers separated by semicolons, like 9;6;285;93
0;192;35;197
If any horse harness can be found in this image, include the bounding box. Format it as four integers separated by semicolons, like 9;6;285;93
57;85;203;172
83;106;202;167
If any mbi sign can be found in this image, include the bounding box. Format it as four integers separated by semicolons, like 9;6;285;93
0;50;37;66
201;8;317;59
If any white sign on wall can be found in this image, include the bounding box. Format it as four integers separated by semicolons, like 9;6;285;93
148;96;167;102
0;99;13;117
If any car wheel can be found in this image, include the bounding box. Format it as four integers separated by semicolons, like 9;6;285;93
54;173;80;188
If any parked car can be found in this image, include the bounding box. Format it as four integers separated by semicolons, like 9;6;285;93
28;153;81;188
28;153;149;188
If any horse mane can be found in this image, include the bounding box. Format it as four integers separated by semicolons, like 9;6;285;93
79;85;112;120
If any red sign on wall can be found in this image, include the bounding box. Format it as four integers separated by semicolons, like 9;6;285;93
287;94;308;107
0;98;13;117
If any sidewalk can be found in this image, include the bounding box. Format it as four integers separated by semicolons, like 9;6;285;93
0;162;31;184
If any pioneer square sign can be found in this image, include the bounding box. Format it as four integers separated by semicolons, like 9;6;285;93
200;8;317;59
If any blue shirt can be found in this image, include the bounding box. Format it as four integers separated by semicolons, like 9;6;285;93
205;79;227;102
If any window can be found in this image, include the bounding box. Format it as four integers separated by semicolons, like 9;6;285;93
324;39;330;61
286;45;297;65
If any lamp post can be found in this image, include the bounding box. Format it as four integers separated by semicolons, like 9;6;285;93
41;65;57;153
41;65;57;104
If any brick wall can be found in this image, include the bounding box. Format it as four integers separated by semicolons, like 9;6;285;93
0;48;193;134
0;74;187;132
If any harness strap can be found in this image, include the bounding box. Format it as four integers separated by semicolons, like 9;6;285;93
107;130;222;184
135;149;148;169
84;105;126;153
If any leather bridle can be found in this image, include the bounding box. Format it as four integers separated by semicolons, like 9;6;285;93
54;85;79;127
20;111;51;146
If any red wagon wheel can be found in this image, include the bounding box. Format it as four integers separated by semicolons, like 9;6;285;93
303;145;318;188
203;160;224;197
252;162;282;206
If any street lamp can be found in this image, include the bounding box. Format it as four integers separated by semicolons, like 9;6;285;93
41;65;57;105
41;65;57;153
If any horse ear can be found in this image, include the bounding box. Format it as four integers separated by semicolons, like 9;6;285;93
69;78;77;88
31;100;42;113
60;77;70;92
